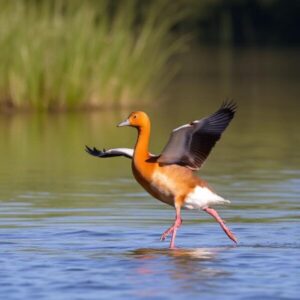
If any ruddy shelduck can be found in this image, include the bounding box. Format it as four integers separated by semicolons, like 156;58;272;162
86;101;238;248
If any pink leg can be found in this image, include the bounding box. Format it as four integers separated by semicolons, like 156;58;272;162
203;207;238;244
160;206;182;249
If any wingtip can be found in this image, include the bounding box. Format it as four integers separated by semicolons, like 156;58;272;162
85;146;92;156
222;99;238;113
85;145;101;156
85;145;91;153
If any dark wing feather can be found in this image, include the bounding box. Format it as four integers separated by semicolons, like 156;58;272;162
157;101;237;170
85;146;133;159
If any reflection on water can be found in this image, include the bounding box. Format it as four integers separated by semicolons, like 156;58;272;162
130;247;228;278
128;248;230;298
0;47;300;299
131;247;218;260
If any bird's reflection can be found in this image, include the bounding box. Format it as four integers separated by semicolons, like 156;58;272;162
131;247;216;261
128;247;231;280
127;247;233;298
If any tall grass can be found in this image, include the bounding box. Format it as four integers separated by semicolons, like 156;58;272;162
0;0;187;111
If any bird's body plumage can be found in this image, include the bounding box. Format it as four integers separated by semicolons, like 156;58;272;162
86;101;238;248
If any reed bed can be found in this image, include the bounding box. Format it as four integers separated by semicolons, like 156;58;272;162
0;0;187;111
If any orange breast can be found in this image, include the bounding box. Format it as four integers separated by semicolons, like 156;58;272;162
132;160;207;207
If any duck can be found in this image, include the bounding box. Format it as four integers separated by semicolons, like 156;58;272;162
86;101;238;248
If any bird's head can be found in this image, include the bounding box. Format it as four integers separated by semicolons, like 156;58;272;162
117;111;150;129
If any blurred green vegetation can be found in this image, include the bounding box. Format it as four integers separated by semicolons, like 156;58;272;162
0;0;298;112
0;0;187;112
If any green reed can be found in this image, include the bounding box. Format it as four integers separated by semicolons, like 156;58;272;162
0;0;187;111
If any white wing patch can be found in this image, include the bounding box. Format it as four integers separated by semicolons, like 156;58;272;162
108;148;134;157
103;148;156;158
184;186;230;210
173;120;199;132
173;124;192;132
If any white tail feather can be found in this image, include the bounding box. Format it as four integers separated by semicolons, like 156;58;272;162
184;186;230;210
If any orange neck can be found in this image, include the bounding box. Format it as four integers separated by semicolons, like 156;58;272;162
133;124;151;165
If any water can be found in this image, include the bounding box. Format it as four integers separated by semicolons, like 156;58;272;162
0;47;300;299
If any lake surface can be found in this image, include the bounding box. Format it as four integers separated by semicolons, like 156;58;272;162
0;47;300;299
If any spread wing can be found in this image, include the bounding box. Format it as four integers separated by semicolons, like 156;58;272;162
85;146;133;159
157;101;237;170
85;146;157;159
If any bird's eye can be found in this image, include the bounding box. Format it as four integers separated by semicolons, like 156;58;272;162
133;115;137;119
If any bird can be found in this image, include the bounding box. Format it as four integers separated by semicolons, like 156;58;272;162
86;101;238;248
